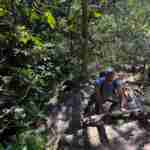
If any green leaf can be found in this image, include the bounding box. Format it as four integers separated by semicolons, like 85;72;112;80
69;0;80;18
0;144;4;150
45;11;56;29
31;36;44;48
94;12;102;18
17;26;31;44
68;24;76;32
72;0;81;11
30;9;40;21
128;0;136;7
0;8;7;16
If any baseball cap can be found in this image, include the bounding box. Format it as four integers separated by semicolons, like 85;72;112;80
105;67;115;76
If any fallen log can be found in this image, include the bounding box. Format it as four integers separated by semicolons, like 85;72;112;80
82;110;147;127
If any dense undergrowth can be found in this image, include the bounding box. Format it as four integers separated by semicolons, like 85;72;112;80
1;0;150;149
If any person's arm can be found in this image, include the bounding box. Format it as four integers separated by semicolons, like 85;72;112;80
95;85;104;113
116;82;128;109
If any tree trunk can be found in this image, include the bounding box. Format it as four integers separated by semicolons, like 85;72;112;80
81;0;88;78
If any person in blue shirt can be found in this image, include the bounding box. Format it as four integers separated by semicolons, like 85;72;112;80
95;68;128;113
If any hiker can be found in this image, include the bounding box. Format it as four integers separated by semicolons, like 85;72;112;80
95;68;128;113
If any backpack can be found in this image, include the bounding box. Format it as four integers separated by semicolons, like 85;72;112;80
99;71;107;78
97;77;118;95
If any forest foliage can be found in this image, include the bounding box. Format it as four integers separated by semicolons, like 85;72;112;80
0;0;150;149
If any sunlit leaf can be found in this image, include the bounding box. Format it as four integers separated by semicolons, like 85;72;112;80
100;0;108;4
30;9;40;21
0;7;7;16
31;36;44;48
45;11;56;29
94;11;102;18
17;26;31;44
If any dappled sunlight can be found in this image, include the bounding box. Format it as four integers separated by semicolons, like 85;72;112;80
1;0;150;149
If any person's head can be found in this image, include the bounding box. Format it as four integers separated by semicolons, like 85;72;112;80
105;68;115;82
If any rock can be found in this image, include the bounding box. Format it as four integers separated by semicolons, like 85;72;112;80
144;143;150;150
87;127;101;147
63;130;84;147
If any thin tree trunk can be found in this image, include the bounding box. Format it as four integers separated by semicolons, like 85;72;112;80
81;0;88;78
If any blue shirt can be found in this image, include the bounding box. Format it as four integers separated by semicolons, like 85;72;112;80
95;77;120;99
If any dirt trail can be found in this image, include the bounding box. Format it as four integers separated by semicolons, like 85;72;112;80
86;121;150;150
